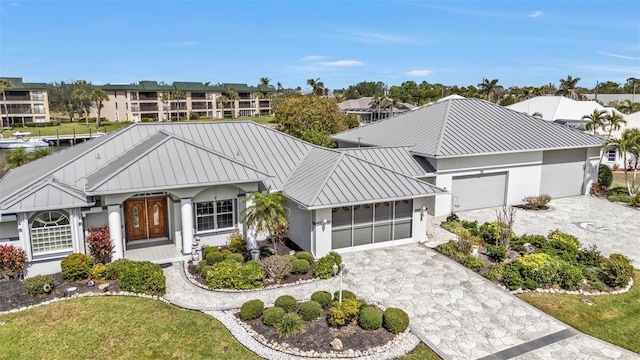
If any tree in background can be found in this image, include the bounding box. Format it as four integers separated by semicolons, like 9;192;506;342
606;128;640;196
274;96;358;147
71;80;93;127
582;109;609;135
3;147;52;171
222;88;239;118
90;89;109;129
478;78;502;103
49;81;80;122
557;75;582;100
170;90;187;121
0;78;13;127
260;77;271;86
306;78;325;96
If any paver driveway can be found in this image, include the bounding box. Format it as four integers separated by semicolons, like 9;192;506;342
456;196;640;265
339;244;638;359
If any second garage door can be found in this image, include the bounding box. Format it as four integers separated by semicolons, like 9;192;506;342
540;149;585;198
452;173;507;211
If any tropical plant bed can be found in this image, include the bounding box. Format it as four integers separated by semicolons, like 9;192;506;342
0;272;121;312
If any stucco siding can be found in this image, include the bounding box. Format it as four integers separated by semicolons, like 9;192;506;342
285;203;312;254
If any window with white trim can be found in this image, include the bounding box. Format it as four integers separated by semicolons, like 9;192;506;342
30;211;73;255
607;150;616;162
195;199;237;232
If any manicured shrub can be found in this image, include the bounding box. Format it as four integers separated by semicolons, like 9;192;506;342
445;213;459;222
206;251;223;265
512;234;547;252
298;300;322;321
220;249;232;260
436;240;461;259
328;298;361;326
61;253;94;281
631;192;640;208
598;165;614;187
227;231;246;253
333;290;356;302
119;261;166;296
85;225;113;264
311;290;333;309
523;278;540;290
203;246;220;257
577;244;604;268
517;253;559;288
276;313;305;337
262;255;292;280
478;221;501;244
313;251;342;279
225;253;245;263
483;265;504;282
205;260;265;290
486;245;507;262
558;262;584;290
105;259;135;280
291;259;310;274
602;254;633;288
502;262;524;290
295;251;314;263
608;193;631;203
240;299;264;320
262;307;286;327
24;275;55;295
274;295;298;313
462;255;485;269
284;254;297;263
547;229;581;249
358;305;383;330
383;308;410;334
89;263;107;281
0;244;27;280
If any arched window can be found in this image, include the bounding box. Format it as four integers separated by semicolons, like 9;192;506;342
30;210;73;254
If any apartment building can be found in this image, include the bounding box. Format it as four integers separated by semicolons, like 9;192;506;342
96;81;275;122
0;77;50;127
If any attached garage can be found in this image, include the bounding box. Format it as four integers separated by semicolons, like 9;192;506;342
331;200;413;250
540;149;585;198
451;173;507;211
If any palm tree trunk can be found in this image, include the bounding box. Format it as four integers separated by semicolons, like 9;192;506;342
2;91;7;128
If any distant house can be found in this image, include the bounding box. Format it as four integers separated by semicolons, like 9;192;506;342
0;77;50;127
0;122;444;277
338;97;415;124
583;94;639;106
333;98;603;216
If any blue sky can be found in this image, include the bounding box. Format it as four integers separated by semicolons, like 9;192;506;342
1;0;639;90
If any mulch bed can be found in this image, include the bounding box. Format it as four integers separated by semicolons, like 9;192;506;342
239;309;394;353
513;204;549;211
0;273;121;312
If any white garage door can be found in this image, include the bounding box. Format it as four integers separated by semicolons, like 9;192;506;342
452;173;507;211
540;149;585;198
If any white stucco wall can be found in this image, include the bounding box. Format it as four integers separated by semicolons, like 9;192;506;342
285;203;313;254
313;208;332;257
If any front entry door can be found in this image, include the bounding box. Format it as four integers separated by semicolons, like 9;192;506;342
125;197;168;241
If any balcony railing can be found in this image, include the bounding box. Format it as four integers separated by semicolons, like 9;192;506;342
139;104;158;111
1;95;32;101
170;104;188;110
139;94;158;100
191;103;212;110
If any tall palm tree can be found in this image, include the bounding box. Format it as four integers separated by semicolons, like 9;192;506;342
369;94;382;121
224;88;239;119
161;92;171;121
607;128;640;195
477;78;501;103
383;97;401;118
260;78;271;86
170;90;186;121
217;94;228;118
557;75;582;100
90;89;109;129
583;109;609;135
605;112;627;139
307;78;325;96
276;82;283;91
0;78;13;128
242;186;290;254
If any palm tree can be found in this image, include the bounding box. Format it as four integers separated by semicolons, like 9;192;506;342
477;78;501;103
3;148;29;171
276;82;283;91
557;75;582;100
0;78;13;128
217;95;228;118
224;88;239;119
170;90;186;121
369;94;382;121
161;92;171;121
583;109;609;135
605;112;627;139
307;78;325;96
607;128;640;195
242;186;290;255
260;78;270;86
90;89;109;129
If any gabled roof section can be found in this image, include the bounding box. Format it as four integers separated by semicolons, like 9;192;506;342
333;98;603;158
86;130;270;194
506;96;623;121
1;77;48;89
338;147;430;176
282;148;445;209
0;176;91;213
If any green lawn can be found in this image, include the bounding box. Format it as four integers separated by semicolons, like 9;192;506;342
0;297;260;360
0;296;438;359
518;270;640;353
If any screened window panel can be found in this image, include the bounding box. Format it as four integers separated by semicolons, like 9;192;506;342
353;204;373;225
395;200;413;219
331;228;352;249
353;226;372;246
374;224;392;243
374;202;392;222
331;207;352;228
393;220;412;240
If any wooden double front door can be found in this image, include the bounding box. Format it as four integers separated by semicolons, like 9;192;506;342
124;197;168;241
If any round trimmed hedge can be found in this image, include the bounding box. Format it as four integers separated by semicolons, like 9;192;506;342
383;307;409;334
225;253;245;263
262;307;286;327
333;290;356;301
358;305;383;330
203;246;220;257
274;295;298;313
311;290;332;309
206;251;223;265
240;299;264;320
61;253;94;281
298;300;322;321
295;251;314;263
291;259;310;274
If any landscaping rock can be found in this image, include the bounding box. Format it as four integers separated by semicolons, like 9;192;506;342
330;338;343;351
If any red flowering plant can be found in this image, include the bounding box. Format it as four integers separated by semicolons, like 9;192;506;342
85;225;113;264
0;244;27;280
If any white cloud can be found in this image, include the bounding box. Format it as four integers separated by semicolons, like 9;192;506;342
527;11;543;18
164;41;199;46
404;69;433;77
301;55;327;61
598;51;640;61
314;60;364;67
345;30;422;45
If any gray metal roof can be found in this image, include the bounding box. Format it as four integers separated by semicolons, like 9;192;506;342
282;148;445;209
338;147;430;176
332;98;603;158
0;177;92;212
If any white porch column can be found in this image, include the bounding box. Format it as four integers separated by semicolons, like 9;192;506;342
108;205;124;260
181;198;194;254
